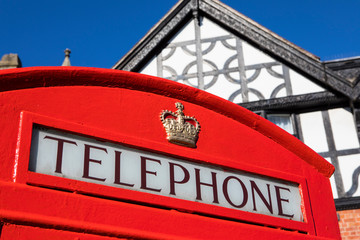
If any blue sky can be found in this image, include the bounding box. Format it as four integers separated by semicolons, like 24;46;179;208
1;0;359;68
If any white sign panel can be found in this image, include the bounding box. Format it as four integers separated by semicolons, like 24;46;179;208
29;126;303;221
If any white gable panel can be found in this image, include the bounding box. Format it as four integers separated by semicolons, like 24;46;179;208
202;39;235;75
162;45;197;81
289;69;324;95
141;56;157;76
247;65;286;100
206;74;241;101
141;17;327;103
242;41;274;65
200;17;229;38
171;19;195;43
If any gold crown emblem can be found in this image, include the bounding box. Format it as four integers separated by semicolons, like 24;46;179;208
160;102;200;148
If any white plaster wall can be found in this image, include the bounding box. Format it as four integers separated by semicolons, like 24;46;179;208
289;69;324;95
300;111;329;152
329;108;359;150
161;20;197;82
141;56;157;76
171;19;195;42
247;66;286;100
202;38;235;73
162;45;197;80
301;108;360;199
338;154;360;197
206;74;240;101
242;41;274;65
200;18;229;38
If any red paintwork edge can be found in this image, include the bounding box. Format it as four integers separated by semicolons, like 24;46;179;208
0;66;334;177
0;181;335;240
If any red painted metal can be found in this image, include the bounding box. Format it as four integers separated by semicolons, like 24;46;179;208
0;67;340;239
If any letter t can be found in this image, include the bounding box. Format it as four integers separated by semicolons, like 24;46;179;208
44;135;77;174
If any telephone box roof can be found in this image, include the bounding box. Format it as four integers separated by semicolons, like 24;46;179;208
0;66;334;177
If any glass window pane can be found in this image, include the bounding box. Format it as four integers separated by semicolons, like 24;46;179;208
267;114;294;135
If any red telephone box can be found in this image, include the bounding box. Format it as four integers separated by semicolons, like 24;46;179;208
0;67;340;239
